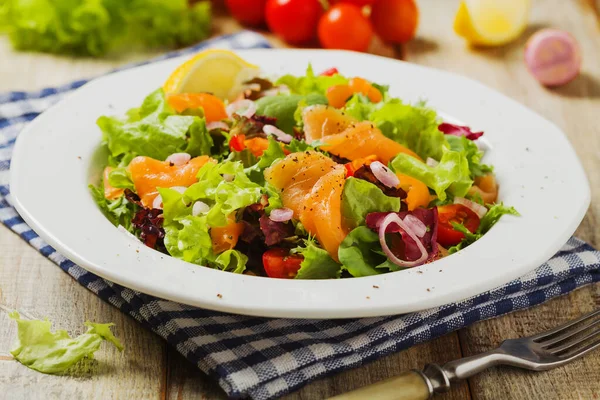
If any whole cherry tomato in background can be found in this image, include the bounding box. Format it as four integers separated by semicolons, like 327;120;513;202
266;0;324;45
225;0;268;26
330;0;377;5
371;0;419;43
318;3;373;52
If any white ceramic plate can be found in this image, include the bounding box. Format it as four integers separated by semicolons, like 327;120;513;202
11;49;590;318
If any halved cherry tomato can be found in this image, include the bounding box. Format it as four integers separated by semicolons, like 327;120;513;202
229;134;246;152
437;204;481;247
262;248;304;279
211;218;245;254
326;84;355;108
167;93;227;122
320;67;339;76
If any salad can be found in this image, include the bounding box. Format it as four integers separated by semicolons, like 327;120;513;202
91;50;518;279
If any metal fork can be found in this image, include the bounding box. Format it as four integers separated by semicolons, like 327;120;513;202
329;309;600;400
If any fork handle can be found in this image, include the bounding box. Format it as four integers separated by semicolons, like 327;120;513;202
326;370;432;400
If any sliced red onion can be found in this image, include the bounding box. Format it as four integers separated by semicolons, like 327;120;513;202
165;152;191;166
454;197;488;219
379;213;428;268
226;99;256;119
152;195;163;210
269;207;294;222
206;121;229;131
222;173;234;182
403;214;427;238
426;157;439;167
370;161;400;188
192;201;210;216
263;124;293;144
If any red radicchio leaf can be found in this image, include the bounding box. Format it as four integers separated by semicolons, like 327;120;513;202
366;208;438;263
259;214;294;246
124;189;166;251
438;123;484;141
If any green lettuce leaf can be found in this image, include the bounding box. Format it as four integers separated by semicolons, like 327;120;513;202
276;64;348;96
185;161;263;227
255;93;327;134
446;135;493;178
343;94;375;120
9;312;123;374
341;177;400;229
212;250;247;274
244;136;286;184
89;183;136;231
338;227;387;277
107;167;134;190
390;150;472;201
0;0;211;56
98;89;212;162
158;187;192;225
294;239;342;279
369;99;447;161
163;215;213;264
448;203;520;253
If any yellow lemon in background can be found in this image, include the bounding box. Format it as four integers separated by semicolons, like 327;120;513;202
163;49;260;101
454;0;531;46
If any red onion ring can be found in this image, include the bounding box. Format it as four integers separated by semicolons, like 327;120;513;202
165;153;191;166
152;195;163;210
403;214;427;238
269;207;294;222
378;213;428;268
222;174;234;182
226;99;256;119
454;197;488;219
370;161;400;188
263;124;293;144
170;186;187;194
192;201;210;216
206;121;229;131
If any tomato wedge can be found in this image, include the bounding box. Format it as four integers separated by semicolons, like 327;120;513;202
229;134;246;152
437;204;480;247
320;67;339;76
262;248;304;279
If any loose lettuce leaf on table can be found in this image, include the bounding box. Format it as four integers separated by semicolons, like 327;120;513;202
9;312;123;374
0;0;211;56
341;177;401;229
391;150;472;201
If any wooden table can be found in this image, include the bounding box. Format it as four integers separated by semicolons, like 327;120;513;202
1;1;599;399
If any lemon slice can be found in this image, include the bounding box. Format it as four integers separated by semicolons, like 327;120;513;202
163;49;260;101
454;0;531;46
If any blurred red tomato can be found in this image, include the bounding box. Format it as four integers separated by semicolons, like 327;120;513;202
370;0;419;43
318;3;373;52
266;0;323;44
226;0;268;26
330;0;377;6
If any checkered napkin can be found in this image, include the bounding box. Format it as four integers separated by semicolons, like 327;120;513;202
1;31;599;400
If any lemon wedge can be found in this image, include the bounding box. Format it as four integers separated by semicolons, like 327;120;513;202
163;49;260;101
454;0;531;46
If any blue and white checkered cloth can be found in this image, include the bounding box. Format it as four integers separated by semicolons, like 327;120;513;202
1;31;599;399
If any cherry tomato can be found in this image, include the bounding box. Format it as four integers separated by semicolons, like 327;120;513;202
229;134;246;152
225;0;268;26
370;0;419;44
320;67;339;76
318;3;373;52
436;204;481;247
331;0;376;6
266;0;323;44
262;248;304;279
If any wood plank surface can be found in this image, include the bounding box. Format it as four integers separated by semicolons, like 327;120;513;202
0;0;599;399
